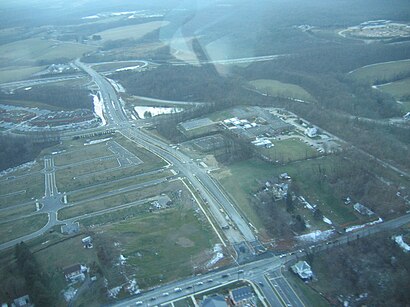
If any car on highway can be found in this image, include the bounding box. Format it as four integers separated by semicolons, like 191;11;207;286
135;301;143;305
221;274;229;278
196;281;204;286
174;287;182;292
162;292;169;296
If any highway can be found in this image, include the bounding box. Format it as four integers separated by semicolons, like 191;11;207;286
74;59;258;251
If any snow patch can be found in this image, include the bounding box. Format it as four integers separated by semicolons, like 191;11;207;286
345;217;383;232
392;235;410;252
91;93;106;126
323;216;333;225
296;229;335;242
84;137;111;146
125;278;141;295
106;78;126;93
115;65;142;72
206;244;224;268
119;254;127;265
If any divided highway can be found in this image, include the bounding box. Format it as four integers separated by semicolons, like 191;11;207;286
74;59;258;249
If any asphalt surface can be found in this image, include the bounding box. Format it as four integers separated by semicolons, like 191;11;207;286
74;59;258;249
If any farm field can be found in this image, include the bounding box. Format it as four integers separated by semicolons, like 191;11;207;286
249;79;315;102
94;21;169;41
349;59;410;84
259;138;320;163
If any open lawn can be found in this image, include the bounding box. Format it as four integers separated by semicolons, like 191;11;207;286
107;206;216;288
0;38;96;66
0;65;46;83
259;138;319;163
377;77;410;103
349;59;410;84
283;269;329;307
58;180;167;220
249;79;315;102
56;157;119;181
95;21;169;41
53;143;113;166
68;169;170;202
0;173;44;208
215;157;358;232
0;204;35;222
0;213;48;244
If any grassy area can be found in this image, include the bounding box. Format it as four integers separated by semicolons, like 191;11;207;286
283;269;330;307
95;21;169;41
215;157;358;232
349;59;410;84
0;65;46;83
58;180;168;220
68;169;169;202
56;157;119;181
107;206;216;288
78;204;151;226
259;138;319;163
0;213;48;244
377;78;410;111
0;204;35;221
53;143;113;166
0;38;96;66
249;79;315;102
0;173;44;208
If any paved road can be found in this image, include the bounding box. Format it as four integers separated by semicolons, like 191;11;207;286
74;59;258;249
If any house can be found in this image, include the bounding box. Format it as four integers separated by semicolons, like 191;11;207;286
305;127;318;138
201;295;227;307
353;203;374;216
279;173;291;180
291;261;313;280
81;236;93;248
63;264;87;283
13;295;33;307
151;194;172;209
230;286;254;306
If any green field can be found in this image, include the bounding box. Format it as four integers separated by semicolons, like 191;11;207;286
0;173;44;208
249;79;315;102
68;170;169;202
377;78;410;111
53;143;113;166
0;65;46;83
0;204;35;221
215;157;358;232
259;138;319;163
95;21;169;41
283;270;330;307
0;38;96;66
349;59;410;84
0;213;48;244
58;179;171;220
107;206;217;288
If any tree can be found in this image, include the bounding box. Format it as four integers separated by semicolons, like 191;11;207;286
286;191;294;212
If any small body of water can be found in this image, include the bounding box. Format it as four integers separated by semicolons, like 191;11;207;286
134;106;183;119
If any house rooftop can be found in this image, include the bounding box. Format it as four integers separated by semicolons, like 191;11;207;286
231;286;253;302
291;261;313;280
63;264;81;276
201;295;227;307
